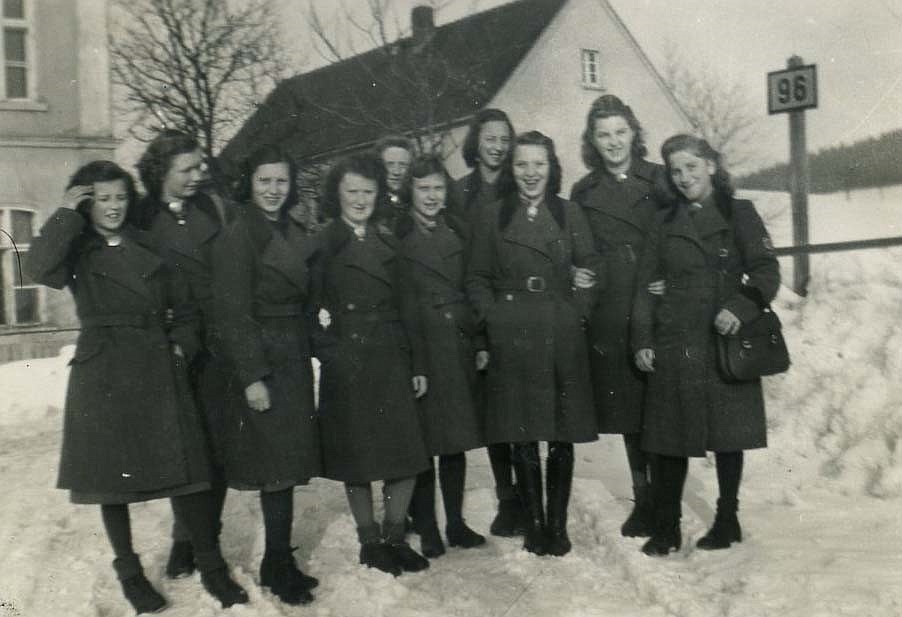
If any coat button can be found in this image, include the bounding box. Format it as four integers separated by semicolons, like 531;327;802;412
347;303;356;311
444;311;453;320
505;294;513;301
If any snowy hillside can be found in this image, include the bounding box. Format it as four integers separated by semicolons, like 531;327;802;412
2;190;901;616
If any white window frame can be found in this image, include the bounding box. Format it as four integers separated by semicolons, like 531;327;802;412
1;0;35;101
0;206;42;326
580;48;603;90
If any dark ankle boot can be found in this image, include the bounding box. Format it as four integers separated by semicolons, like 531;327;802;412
195;549;249;608
490;497;527;537
384;521;430;573
697;498;742;550
545;444;574;556
359;541;402;576
260;549;315;605
513;446;546;556
113;554;167;614
417;522;446;558
446;520;486;549
164;539;195;579
641;498;681;557
621;484;654;538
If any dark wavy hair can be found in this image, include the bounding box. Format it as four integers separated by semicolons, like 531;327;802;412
373;134;415;158
234;144;299;216
660;133;734;203
497;131;563;198
67;160;138;227
398;154;455;208
136;129;201;200
580;94;648;170
461;108;515;169
320;151;388;220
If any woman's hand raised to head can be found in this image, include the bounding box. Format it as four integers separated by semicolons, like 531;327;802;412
714;308;742;336
63;185;93;210
634;348;655;372
412;375;428;399
245;380;271;412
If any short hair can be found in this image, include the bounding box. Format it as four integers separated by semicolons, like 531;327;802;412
660;133;734;200
136;129;201;200
580;94;648;170
320;151;388;220
234;144;299;215
373;135;415;159
497;130;563;198
461;108;516;169
398;154;455;208
67;160;139;224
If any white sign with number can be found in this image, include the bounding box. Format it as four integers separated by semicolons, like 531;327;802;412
768;65;817;114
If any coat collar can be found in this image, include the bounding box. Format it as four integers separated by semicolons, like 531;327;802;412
242;206;316;293
402;217;464;282
327;220;396;285
500;201;565;260
151;197;221;264
665;200;730;257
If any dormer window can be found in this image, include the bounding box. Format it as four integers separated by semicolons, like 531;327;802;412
581;49;603;90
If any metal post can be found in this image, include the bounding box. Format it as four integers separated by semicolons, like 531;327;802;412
787;55;810;296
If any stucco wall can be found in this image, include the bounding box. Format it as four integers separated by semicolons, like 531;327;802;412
444;0;690;190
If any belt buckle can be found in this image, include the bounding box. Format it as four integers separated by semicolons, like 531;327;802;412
526;276;546;292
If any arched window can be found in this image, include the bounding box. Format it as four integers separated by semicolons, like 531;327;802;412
1;207;40;325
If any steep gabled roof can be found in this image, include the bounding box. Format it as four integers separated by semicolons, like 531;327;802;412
220;0;567;171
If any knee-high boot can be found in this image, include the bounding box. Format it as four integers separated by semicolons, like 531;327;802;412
512;443;545;555
641;455;686;557
545;442;574;556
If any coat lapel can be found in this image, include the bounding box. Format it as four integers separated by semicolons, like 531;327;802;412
337;226;394;286
581;161;659;232
501;206;553;259
260;223;314;293
89;237;162;301
403;221;463;282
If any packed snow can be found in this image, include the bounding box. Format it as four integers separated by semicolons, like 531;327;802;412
2;188;901;617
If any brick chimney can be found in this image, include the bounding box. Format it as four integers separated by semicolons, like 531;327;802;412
411;5;435;48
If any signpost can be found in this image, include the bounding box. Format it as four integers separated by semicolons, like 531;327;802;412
768;56;817;296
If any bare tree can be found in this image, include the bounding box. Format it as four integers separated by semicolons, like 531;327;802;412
110;0;289;175
661;41;760;171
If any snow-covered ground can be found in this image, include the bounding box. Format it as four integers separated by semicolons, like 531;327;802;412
2;189;902;617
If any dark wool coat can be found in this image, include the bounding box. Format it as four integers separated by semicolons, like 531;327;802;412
466;195;604;444
448;170;500;224
210;206;322;490
311;221;430;483
28;209;210;502
570;159;669;434
632;196;781;457
137;193;232;461
398;213;485;456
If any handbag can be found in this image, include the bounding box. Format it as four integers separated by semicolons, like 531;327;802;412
716;307;790;381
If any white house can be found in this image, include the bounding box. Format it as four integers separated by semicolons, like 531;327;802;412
222;0;689;190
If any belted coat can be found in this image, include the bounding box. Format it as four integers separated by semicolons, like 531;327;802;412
631;196;781;457
570;159;668;433
466;195;604;444
397;213;484;456
27;209;210;502
311;221;430;483
210;205;322;489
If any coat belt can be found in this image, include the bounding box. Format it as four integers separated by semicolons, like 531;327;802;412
80;312;167;329
254;302;305;318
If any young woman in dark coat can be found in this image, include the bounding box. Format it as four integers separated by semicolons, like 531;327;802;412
396;155;487;558
27;161;240;613
632;134;780;556
209;145;322;605
130;131;247;606
569;95;669;538
466;131;604;556
374;135;415;232
311;152;432;576
449;109;527;537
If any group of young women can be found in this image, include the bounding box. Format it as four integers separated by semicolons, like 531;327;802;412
29;94;780;613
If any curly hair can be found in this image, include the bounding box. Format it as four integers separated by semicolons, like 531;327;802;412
398;154;455;209
660;133;734;201
461;108;516;169
580;94;648;171
320;151;388;220
67;160;138;226
497;130;563;198
136;129;201;200
233;144;299;216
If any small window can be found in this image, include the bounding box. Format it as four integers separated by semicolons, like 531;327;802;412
1;0;31;100
581;49;602;90
1;208;40;325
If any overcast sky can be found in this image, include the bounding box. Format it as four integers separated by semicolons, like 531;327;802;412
287;0;902;172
